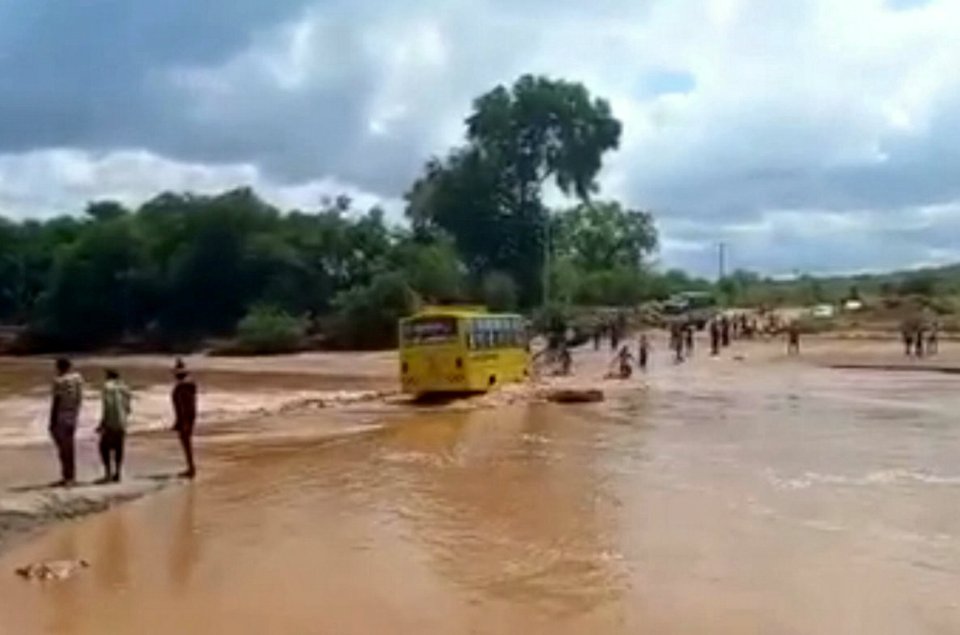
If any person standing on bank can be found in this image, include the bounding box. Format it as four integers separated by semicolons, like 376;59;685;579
97;369;131;483
172;360;198;479
50;358;83;487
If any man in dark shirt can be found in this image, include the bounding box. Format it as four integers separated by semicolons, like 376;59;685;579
171;360;198;479
787;323;801;356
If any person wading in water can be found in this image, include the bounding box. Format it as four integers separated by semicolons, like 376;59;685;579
614;346;633;379
901;325;914;357
710;319;721;356
97;369;131;483
50;358;83;487
720;315;731;348
787;322;801;356
928;323;939;356
670;325;684;363
172;359;198;479
637;333;650;372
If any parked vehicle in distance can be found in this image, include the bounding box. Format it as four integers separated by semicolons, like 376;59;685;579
661;291;719;329
811;304;836;318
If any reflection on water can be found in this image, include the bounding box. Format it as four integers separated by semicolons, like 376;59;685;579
2;364;960;633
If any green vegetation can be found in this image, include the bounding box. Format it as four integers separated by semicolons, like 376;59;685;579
0;75;685;352
232;306;308;355
1;73;956;352
716;266;960;311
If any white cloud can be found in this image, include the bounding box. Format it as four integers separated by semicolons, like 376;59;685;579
2;0;960;275
0;149;398;219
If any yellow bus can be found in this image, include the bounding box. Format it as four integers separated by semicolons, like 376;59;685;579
399;306;529;396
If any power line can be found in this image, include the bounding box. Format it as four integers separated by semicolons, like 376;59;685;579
718;242;727;280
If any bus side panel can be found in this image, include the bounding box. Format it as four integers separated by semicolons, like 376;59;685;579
465;351;498;391
465;349;529;390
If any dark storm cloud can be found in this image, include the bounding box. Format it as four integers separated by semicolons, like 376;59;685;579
0;0;311;149
0;0;959;276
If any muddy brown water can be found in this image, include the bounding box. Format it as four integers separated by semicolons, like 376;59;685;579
0;354;396;448
2;355;960;633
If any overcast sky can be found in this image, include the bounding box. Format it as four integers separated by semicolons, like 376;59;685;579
0;0;958;276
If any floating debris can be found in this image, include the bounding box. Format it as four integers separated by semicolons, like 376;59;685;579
542;388;605;404
16;559;89;582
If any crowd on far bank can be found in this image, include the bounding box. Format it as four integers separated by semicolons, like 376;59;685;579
539;309;948;380
536;311;806;380
47;358;198;488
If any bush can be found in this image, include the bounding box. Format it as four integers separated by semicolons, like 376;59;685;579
480;271;519;312
330;272;420;349
232;305;307;355
574;268;648;306
898;273;939;297
531;302;571;336
395;238;467;303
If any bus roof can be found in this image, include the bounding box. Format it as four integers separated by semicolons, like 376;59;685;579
404;306;523;320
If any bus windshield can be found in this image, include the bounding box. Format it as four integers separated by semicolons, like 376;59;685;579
402;316;459;345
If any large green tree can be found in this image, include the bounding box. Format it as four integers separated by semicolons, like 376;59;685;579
553;201;657;272
407;75;622;305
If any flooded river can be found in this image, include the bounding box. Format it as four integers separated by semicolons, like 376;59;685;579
2;356;960;633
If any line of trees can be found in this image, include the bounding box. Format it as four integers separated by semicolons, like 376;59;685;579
0;75;707;352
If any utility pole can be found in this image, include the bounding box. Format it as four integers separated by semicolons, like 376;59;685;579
718;242;727;280
542;211;551;306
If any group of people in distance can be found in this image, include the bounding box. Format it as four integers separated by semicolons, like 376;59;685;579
48;357;198;487
605;312;802;377
901;323;939;358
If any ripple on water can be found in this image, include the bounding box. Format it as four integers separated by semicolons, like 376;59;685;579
766;468;960;490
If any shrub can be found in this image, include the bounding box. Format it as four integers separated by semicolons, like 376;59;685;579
574;268;647;306
330;272;420;349
234;305;307;354
480;271;519;312
531;302;571;336
898;273;939;297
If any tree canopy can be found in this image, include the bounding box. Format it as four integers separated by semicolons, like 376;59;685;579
553;201;657;273
407;75;622;305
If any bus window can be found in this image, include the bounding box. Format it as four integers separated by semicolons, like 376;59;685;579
473;318;487;349
402;317;458;345
470;319;484;349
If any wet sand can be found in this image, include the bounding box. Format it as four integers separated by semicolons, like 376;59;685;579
2;337;960;633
